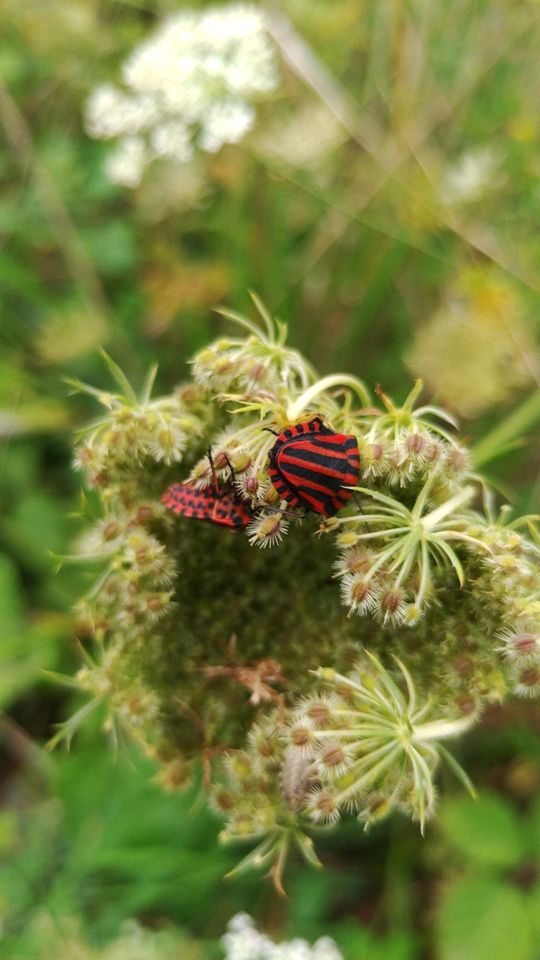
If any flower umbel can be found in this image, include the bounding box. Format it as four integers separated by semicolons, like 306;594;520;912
289;654;476;832
85;4;279;186
64;301;540;891
331;473;487;621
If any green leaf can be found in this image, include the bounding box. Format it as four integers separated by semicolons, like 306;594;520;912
437;876;533;960
440;792;525;868
333;922;416;960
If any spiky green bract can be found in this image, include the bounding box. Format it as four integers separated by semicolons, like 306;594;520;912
287;654;476;833
64;304;540;889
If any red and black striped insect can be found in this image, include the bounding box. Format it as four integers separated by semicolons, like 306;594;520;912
161;450;254;530
268;416;360;516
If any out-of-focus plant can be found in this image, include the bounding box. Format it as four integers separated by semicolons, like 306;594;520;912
0;728;416;958
0;737;256;951
407;267;539;418
2;915;205;960
60;305;540;891
435;791;540;960
84;4;280;187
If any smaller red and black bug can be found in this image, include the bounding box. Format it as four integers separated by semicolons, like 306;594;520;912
268;416;360;517
161;449;254;530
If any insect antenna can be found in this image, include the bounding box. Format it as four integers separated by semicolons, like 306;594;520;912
222;453;237;484
207;446;219;495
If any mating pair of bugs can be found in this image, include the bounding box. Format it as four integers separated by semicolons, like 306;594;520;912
161;416;361;528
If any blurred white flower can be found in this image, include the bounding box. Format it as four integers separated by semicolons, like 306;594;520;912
255;103;345;169
85;4;279;186
149;121;193;162
104;137;147;188
85;84;158;139
199;101;255;152
441;146;502;204
222;913;343;960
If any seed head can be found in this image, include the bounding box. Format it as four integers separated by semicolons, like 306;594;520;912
497;627;540;663
247;511;289;548
513;665;540;698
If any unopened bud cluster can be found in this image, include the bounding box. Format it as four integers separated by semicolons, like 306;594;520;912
65;303;540;888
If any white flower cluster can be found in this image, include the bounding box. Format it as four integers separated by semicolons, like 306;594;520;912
222;914;344;960
85;4;279;187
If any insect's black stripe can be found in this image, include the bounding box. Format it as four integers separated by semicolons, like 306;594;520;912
279;445;359;470
298;488;331;512
277;469;345;516
278;472;331;513
306;417;327;432
281;489;301;506
278;417;328;441
276;467;337;512
296;435;358;451
269;468;288;494
271;477;300;506
279;456;357;486
278;460;350;495
278;438;358;459
279;448;360;483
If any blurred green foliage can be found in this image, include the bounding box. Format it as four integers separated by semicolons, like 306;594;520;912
1;0;539;956
437;791;540;960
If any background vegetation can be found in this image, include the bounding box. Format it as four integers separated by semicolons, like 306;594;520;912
1;1;539;957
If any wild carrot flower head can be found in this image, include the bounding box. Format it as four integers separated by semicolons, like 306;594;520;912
64;301;540;890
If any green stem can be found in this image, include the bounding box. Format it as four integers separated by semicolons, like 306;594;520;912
472;389;540;467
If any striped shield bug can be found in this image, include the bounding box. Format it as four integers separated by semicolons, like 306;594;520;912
161;449;254;530
268;416;360;516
